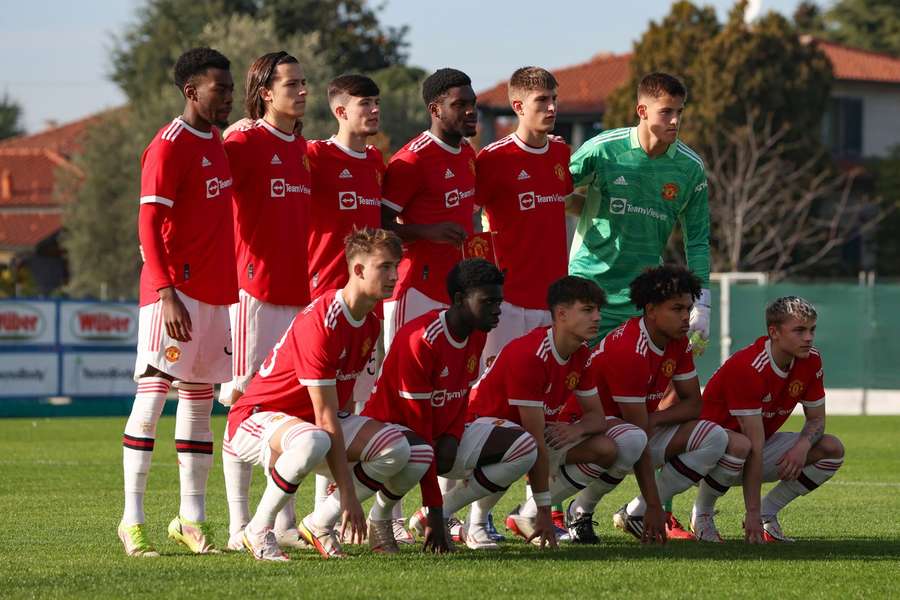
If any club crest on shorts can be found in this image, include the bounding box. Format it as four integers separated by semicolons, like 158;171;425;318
164;346;181;362
788;380;805;398
467;355;477;374
661;358;676;378
661;182;679;201
554;164;565;181
565;371;580;390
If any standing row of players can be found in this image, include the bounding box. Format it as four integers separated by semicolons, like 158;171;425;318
117;47;843;559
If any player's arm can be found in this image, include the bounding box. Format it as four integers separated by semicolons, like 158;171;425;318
649;375;702;429
779;402;825;481
736;413;766;543
381;204;466;245
516;404;557;549
619;401;667;544
681;170;712;346
566;140;599;217
309;384;366;542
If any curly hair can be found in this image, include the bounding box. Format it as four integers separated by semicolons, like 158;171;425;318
447;259;505;300
765;296;818;328
174;47;230;92
629;265;701;311
422;68;472;105
547;276;607;313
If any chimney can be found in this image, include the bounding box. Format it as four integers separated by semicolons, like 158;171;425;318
0;169;11;201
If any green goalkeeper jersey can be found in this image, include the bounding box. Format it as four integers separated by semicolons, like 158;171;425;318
569;126;710;328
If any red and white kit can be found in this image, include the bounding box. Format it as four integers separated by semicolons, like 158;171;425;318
225;289;381;462
363;310;485;507
381;132;477;348
135;117;237;383
476;134;574;369
223;119;312;392
307;138;384;299
575;317;698;464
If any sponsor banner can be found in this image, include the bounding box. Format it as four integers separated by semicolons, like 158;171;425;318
59;303;139;346
0;353;59;397
0;301;56;345
61;352;137;396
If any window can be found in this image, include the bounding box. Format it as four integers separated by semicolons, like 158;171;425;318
823;97;863;158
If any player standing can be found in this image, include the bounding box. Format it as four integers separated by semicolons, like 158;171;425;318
690;296;844;543
118;47;236;557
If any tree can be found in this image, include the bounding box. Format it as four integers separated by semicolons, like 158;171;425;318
795;0;900;56
0;93;24;140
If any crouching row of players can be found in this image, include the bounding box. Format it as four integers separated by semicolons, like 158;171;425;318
222;228;843;560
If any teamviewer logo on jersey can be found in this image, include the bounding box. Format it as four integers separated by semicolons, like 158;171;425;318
610;197;628;214
270;178;285;198
444;189;460;208
518;191;536;211
339;191;358;210
206;178;220;198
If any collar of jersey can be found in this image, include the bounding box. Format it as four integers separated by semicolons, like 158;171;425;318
545;327;569;365
511;133;549;155
336;288;365;328
257;118;295;143
638;318;665;356
439;310;467;349
629;127;678;159
173;117;213;139
423;130;462;155
328;136;367;159
765;338;792;378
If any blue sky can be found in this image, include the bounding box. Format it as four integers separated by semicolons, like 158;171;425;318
0;0;814;133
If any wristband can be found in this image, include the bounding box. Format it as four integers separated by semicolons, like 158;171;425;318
532;491;551;507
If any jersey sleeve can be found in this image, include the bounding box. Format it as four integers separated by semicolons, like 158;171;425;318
381;152;422;214
295;318;338;386
559;143;575;196
223;131;251;197
722;362;767;417
679;166;711;287
568;139;600;188
801;352;826;408
140;138;184;208
672;342;698;381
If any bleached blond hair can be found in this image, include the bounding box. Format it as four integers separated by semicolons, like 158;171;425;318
765;296;818;328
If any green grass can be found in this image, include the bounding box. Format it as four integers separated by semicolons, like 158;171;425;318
1;415;898;599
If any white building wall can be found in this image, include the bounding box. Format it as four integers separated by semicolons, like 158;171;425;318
832;81;900;158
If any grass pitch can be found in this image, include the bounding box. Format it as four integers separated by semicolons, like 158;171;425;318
0;415;897;599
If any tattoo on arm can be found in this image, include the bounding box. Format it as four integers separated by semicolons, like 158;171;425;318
800;416;825;446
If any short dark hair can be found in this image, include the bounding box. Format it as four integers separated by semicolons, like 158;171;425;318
174;47;230;92
447;259;504;300
629;265;701;311
344;227;402;263
244;51;300;120
328;74;380;104
422;68;472;105
637;72;687;101
508;66;558;101
547;276;607;314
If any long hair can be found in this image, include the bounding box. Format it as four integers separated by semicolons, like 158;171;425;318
244;51;300;120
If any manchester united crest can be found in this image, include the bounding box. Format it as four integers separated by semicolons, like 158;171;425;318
467;355;477;374
554;164;566;181
661;182;679;201
164;346;181;362
788;380;805;398
565;371;580;390
661;359;676;378
466;236;489;258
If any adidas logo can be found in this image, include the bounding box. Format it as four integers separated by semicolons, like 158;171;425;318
614;176;627;185
201;156;211;167
271;154;282;165
440;366;450;378
517;169;530;180
444;168;455;179
339;168;353;179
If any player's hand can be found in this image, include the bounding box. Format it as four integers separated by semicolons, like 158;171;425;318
744;511;765;544
544;422;581;450
688;288;711;355
159;286;192;342
526;506;558;550
423;508;454;554
222;117;253;138
642;504;667;545
776;442;809;481
339;493;367;545
423;222;467;245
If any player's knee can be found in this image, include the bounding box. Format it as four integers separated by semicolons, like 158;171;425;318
504;431;538;472
287;428;332;470
697;420;728;456
435;451;455;476
370;427;412;473
727;431;752;459
611;424;647;468
816;434;844;459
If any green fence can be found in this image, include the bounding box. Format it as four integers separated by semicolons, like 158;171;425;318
694;283;900;389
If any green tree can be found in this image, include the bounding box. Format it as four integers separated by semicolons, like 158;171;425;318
0;93;24;140
795;0;900;56
370;64;429;151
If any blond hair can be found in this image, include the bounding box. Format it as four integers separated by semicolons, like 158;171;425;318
344;227;402;263
765;296;818;328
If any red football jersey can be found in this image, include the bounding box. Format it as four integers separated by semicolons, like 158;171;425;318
467;326;598;425
701;337;825;439
223;119;311;306
227;289;380;438
138;117;238;306
363;309;485;507
476;134;573;309
588;317;697;419
307;138;384;299
382;131;476;304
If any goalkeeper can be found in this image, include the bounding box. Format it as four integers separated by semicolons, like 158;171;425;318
564;72;710;540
